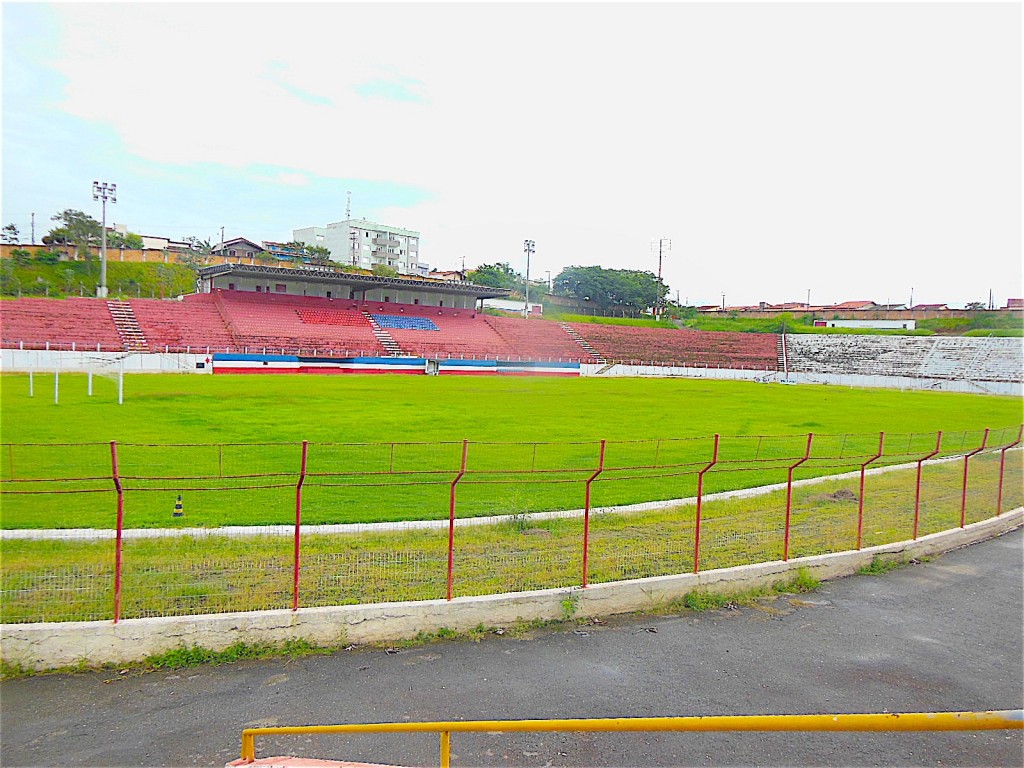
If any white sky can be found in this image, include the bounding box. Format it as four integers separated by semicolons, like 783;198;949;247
2;2;1021;307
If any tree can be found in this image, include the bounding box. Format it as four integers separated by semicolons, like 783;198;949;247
306;245;332;260
372;264;399;278
2;223;19;244
467;262;520;291
554;265;667;315
107;230;144;250
44;210;101;260
11;247;32;265
964;301;986;311
183;236;212;254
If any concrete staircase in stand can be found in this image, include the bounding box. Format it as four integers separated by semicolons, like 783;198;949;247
777;334;787;374
558;322;606;363
362;312;403;356
107;300;149;352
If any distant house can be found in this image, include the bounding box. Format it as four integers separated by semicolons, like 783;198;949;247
212;238;264;260
139;235;192;252
814;319;917;330
830;300;879;311
430;270;467;282
911;303;949;311
1006;298;1023;310
263;241;304;260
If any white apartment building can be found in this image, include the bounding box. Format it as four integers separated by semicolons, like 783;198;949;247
292;219;429;277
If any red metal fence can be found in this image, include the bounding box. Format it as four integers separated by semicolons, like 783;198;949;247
1;426;1021;624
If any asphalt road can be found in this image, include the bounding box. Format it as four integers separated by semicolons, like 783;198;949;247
2;528;1022;768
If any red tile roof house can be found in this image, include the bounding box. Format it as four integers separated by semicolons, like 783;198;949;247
829;300;880;311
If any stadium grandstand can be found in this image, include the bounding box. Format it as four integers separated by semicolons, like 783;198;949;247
1;261;1021;387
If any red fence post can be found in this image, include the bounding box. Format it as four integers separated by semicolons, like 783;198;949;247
693;434;720;574
960;429;990;528
997;425;1023;516
292;441;308;612
111;441;124;624
783;433;814;562
913;431;942;540
446;440;468;601
581;440;606;589
856;432;885;550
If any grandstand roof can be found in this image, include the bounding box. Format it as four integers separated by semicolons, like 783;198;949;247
198;262;511;299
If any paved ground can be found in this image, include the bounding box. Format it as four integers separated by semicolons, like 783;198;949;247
2;528;1022;768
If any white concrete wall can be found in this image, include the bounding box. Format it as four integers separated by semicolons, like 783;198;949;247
3;352;1018;393
580;363;1022;396
1;349;212;373
2;510;1019;672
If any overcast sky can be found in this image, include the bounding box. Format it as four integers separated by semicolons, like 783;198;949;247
2;2;1020;307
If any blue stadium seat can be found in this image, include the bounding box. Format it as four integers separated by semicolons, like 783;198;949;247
371;314;440;331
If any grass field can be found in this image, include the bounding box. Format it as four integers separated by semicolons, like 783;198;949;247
2;372;1021;625
2;372;1020;446
1;373;1020;529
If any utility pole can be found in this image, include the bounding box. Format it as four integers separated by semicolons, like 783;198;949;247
651;238;671;319
92;181;116;298
31;212;35;244
523;239;535;317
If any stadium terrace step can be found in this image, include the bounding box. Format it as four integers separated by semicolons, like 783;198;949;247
567;323;779;370
558;322;606;363
361;311;404;356
485;315;598;361
106;300;149;352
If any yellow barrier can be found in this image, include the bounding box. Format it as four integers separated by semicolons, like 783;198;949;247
239;710;1023;766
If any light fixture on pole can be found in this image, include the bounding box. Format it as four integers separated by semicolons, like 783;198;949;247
523;239;535;316
651;238;671;319
92;181;116;298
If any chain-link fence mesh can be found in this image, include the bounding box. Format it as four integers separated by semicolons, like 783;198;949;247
2;429;1020;623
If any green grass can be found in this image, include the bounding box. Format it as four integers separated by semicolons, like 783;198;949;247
1;374;1020;529
553;313;677;330
679;569;819;612
963;328;1024;337
3;373;1019;447
0;260;195;299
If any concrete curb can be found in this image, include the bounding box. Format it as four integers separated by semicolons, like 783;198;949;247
2;509;1020;672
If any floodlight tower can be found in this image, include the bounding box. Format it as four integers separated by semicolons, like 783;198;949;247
523;239;535;316
93;181;116;298
651;237;671;319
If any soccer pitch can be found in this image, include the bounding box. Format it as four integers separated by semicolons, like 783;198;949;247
2;373;1019;445
0;373;1020;529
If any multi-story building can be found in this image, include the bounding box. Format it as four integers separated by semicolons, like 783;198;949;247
292;219;428;277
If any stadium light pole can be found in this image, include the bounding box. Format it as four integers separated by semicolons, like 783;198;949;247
93;181;116;299
523;239;535;316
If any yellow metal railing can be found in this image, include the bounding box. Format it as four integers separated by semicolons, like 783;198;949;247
239;710;1023;766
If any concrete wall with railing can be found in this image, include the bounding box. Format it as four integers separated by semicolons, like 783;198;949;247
2;510;1019;671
